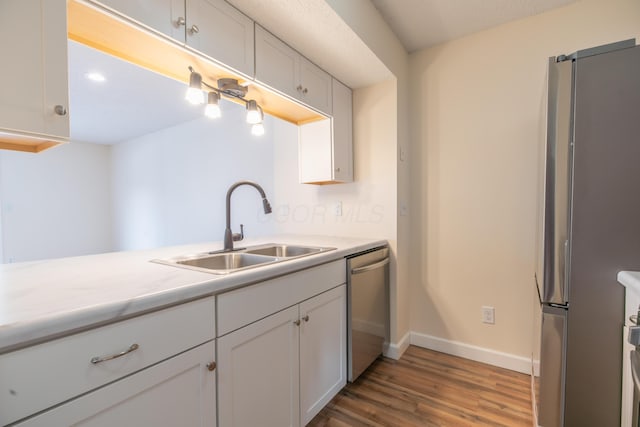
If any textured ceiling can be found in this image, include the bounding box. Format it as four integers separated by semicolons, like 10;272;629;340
370;0;580;52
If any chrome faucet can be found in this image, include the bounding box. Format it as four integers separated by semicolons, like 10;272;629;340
224;181;272;251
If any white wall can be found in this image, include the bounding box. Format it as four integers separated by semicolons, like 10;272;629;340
409;0;640;362
272;81;396;240
0;141;112;263
111;107;277;251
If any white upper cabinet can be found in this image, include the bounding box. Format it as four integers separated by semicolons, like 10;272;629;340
298;56;332;115
299;78;353;184
185;0;254;77
255;25;332;115
92;0;186;42
92;0;255;77
0;0;69;143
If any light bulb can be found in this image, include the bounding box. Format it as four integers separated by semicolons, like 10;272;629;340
205;103;221;118
185;71;205;105
246;100;262;124
204;92;221;118
185;87;205;105
251;122;265;136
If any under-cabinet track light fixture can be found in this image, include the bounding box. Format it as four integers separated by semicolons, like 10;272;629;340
185;66;265;135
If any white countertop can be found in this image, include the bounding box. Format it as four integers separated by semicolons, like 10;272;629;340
618;271;640;295
0;234;386;353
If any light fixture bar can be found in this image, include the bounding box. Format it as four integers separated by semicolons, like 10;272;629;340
186;66;266;135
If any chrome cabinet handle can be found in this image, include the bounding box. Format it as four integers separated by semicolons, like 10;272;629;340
302;315;309;322
206;361;216;372
189;24;199;35
91;343;139;364
176;16;186;27
302;88;308;95
293;319;301;326
54;105;67;116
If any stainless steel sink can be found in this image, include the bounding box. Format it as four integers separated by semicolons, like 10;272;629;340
243;244;327;258
178;253;277;270
152;243;335;275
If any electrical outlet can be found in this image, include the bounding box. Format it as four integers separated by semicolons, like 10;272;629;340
482;306;495;324
335;201;343;216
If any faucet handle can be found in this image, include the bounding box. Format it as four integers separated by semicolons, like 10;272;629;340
232;224;244;242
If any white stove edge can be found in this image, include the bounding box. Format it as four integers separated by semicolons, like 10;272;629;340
618;270;640;427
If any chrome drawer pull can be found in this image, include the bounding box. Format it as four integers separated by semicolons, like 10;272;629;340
91;343;139;364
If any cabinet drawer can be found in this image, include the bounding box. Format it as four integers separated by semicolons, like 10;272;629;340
217;260;345;336
14;341;216;427
0;296;215;426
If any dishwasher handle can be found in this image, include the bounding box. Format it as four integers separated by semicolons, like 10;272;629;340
350;257;390;275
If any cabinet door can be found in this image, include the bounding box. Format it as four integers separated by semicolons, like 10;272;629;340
299;285;347;425
299;79;353;184
218;305;300;427
92;0;186;42
255;25;299;100
185;0;254;77
298;119;332;184
331;78;353;182
0;0;69;138
299;57;332;114
16;341;216;427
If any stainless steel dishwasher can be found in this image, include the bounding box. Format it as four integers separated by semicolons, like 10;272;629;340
346;246;390;382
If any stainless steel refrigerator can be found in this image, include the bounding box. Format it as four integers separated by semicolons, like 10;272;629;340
535;40;640;426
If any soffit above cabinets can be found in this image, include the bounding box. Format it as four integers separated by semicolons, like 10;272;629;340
225;0;392;89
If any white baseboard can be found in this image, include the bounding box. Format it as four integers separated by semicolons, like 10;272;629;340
384;330;410;360
410;331;539;375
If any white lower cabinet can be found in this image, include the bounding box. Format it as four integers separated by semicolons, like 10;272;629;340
299;285;347;425
218;305;300;427
0;296;216;426
15;341;216;427
218;284;346;427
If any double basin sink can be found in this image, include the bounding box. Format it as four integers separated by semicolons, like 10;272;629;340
153;243;336;275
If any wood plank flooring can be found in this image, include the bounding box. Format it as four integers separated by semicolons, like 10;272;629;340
309;345;533;427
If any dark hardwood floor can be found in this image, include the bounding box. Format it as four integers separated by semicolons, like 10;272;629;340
309;345;533;427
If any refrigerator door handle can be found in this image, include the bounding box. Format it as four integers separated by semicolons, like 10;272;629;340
542;57;574;306
563;239;570;301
